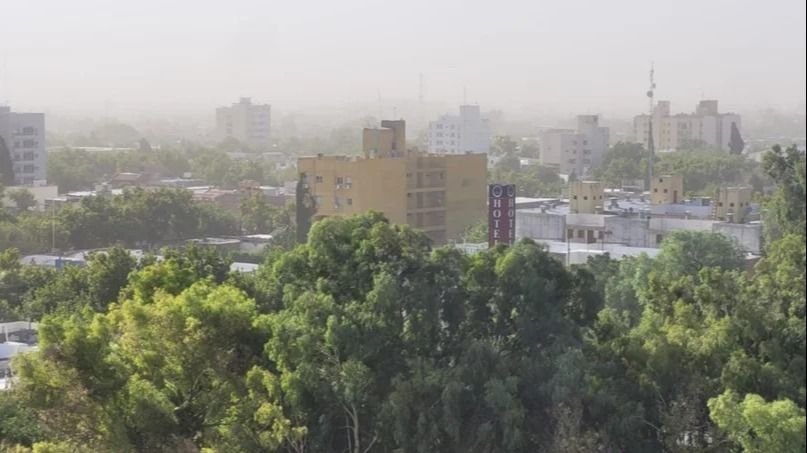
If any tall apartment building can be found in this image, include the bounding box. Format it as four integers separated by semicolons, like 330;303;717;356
0;106;47;185
215;98;272;150
634;100;741;152
427;105;491;154
539;115;609;176
298;120;487;245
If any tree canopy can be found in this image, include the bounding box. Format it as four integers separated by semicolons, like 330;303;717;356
0;146;803;452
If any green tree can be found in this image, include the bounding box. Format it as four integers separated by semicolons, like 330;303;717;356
762;144;806;242
709;391;806;453
7;189;37;211
728;122;745;155
0;137;14;186
595;142;648;187
14;282;272;452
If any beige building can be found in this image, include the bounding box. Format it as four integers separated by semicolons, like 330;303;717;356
634;100;741;152
297;120;487;244
569;181;605;214
651;175;684;205
714;186;752;223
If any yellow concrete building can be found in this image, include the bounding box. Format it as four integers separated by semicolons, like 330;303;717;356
650;175;684;205
714;186;752;223
297;121;487;244
569;181;605;214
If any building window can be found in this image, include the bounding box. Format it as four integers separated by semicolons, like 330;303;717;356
598;231;604;239
663;189;668;193
347;198;353;206
577;230;585;238
22;126;35;135
572;195;578;200
23;164;35;173
314;196;322;207
567;229;574;239
583;196;588;200
22;139;36;148
23;151;35;160
336;176;344;186
656;234;663;244
729;202;735;207
654;188;658;193
315;175;323;183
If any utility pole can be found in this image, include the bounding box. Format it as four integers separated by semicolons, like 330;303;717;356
646;63;656;185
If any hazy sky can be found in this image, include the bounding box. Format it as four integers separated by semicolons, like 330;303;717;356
1;0;805;116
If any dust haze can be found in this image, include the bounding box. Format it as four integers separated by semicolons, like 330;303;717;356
1;0;805;121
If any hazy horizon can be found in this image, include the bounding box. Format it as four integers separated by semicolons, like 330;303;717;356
1;0;805;118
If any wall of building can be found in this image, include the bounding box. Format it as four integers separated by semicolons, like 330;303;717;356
633;100;741;152
298;155;409;226
605;215;652;247
299;149;485;245
215;98;272;150
443;153;487;241
714;222;761;255
540;115;608;176
714;186;753;222
650;175;684;205
569;181;605;213
427;105;491;154
0;107;47;185
515;210;566;241
1;185;58;211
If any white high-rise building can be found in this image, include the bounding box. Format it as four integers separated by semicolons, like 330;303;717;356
427;105;491;154
215;97;272;150
633;100;741;152
0;106;47;185
540;115;609;177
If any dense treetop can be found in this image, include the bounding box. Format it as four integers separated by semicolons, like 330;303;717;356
0;146;803;452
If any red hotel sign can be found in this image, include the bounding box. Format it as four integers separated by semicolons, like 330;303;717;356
488;184;516;247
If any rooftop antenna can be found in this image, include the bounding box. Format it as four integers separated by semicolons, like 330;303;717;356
646;62;656;184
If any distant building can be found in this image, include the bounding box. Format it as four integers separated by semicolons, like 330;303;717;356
515;179;763;256
634;100;742;152
427;105;491;154
540;115;609;177
215;98;272;150
0;105;47;185
650;175;684;205
569;181;605;214
298;120;487;245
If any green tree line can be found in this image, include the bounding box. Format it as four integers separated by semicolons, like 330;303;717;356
0;147;803;452
0;188;295;254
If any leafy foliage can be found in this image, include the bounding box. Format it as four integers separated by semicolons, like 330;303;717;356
1;146;804;452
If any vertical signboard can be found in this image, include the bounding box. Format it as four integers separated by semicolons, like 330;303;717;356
488;184;516;247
